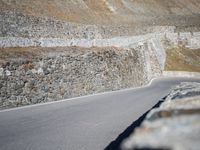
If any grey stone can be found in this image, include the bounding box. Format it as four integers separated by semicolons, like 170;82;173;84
165;82;200;101
0;68;4;76
37;68;44;75
122;115;200;150
5;70;11;76
0;46;151;109
122;82;200;150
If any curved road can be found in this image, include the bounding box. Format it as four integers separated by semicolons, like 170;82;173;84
0;77;199;150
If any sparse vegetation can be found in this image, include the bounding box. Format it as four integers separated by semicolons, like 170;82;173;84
0;47;40;60
165;46;200;72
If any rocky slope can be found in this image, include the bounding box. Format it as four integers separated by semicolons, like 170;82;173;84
1;0;200;39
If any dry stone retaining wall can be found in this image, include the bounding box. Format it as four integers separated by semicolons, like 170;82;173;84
0;11;175;39
1;11;200;109
1;11;200;74
0;47;148;109
1;31;200;72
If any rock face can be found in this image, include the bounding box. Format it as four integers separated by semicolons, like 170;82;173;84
0;46;149;109
122;82;200;150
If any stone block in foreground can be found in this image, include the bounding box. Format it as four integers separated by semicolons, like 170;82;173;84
122;82;200;150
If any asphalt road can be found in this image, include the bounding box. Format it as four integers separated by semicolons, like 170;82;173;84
0;77;199;150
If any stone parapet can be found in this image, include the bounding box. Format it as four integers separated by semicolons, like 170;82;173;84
122;82;200;150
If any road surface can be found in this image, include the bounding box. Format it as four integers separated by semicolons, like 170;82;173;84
0;77;199;150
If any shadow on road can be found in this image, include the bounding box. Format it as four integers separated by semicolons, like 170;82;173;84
104;97;166;150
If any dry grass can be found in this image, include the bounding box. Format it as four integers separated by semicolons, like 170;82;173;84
165;46;200;72
1;46;200;73
1;0;200;25
0;47;41;60
0;46;124;60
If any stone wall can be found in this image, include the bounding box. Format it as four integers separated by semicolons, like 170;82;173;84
1;25;200;72
1;29;200;109
0;46;148;109
1;11;200;109
0;11;176;39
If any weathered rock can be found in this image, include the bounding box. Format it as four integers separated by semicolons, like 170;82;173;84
0;46;152;109
165;82;200;101
123;114;200;150
122;82;200;150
